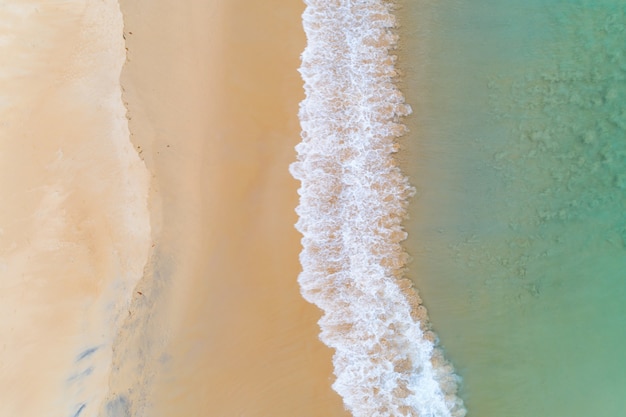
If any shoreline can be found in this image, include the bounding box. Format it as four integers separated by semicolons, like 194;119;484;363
291;1;465;416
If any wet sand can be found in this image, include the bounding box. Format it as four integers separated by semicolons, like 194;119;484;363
114;0;351;415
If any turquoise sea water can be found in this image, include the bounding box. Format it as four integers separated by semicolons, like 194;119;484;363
401;0;626;415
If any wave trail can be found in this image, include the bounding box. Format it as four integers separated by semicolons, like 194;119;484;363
290;1;466;416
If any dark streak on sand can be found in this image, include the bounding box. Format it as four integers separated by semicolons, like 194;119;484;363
76;347;99;361
72;403;86;417
67;366;94;382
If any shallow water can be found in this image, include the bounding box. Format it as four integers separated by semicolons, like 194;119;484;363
402;0;626;415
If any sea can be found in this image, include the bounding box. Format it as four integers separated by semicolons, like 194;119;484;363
292;0;626;416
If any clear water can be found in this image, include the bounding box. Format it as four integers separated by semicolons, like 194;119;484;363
401;0;626;415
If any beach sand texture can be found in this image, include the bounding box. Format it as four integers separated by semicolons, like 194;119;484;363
0;0;350;416
0;1;151;416
116;0;351;415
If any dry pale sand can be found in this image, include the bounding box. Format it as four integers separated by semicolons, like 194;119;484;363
112;0;352;416
0;1;151;416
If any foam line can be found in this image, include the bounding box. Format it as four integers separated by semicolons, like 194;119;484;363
290;1;466;416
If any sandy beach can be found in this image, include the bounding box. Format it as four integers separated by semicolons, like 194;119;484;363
0;1;151;415
0;0;351;415
113;0;351;415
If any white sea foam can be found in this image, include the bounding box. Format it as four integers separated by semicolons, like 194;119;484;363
290;1;466;416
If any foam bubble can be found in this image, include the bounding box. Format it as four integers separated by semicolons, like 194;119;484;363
290;1;466;416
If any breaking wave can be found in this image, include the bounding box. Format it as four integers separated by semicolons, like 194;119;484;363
290;1;466;416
